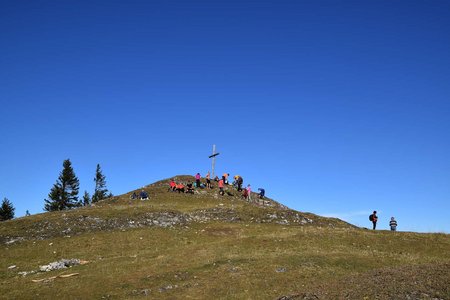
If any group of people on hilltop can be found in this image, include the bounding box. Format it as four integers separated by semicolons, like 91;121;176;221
214;173;244;199
167;172;266;201
218;173;265;201
133;177;401;232
369;210;398;231
168;179;195;194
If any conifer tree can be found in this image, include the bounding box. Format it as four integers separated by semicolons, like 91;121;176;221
92;164;110;203
44;159;80;211
0;198;15;221
82;191;91;206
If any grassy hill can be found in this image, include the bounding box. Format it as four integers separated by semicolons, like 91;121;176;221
1;175;449;299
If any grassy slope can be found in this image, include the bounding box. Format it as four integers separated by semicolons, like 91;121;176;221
1;176;449;299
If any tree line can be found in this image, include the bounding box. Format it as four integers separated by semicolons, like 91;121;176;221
44;159;112;211
0;159;112;221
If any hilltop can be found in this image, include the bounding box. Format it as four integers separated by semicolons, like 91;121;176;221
0;175;353;244
0;175;449;299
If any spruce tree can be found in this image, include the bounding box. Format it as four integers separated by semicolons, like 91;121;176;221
92;164;110;203
44;159;80;211
0;198;15;221
82;191;91;206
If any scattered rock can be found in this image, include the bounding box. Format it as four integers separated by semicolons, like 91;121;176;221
132;289;151;296
39;259;86;272
276;219;289;225
5;237;25;245
18;270;37;277
159;284;178;292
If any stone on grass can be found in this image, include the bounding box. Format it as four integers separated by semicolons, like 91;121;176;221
39;259;81;272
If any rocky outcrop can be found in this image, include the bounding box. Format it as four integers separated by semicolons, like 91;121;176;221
2;206;336;244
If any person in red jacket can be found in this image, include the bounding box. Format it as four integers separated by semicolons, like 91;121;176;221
176;183;185;193
218;179;224;196
242;188;248;200
168;179;176;192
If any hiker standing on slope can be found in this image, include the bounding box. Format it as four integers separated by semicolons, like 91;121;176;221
222;173;229;185
369;211;378;230
246;184;252;201
218;178;225;196
389;217;398;231
205;172;211;189
242;188;248;200
195;173;201;188
234;175;243;191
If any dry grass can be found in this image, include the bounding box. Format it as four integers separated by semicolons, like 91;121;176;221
1;176;449;299
1;223;449;299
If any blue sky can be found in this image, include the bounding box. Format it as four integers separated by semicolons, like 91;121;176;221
1;0;449;233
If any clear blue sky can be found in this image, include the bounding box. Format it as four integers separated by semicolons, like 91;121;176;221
1;0;449;233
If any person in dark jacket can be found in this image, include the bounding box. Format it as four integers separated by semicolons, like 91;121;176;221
222;173;229;185
140;190;149;200
205;172;211;189
258;188;265;199
186;182;194;194
237;176;243;192
370;211;378;230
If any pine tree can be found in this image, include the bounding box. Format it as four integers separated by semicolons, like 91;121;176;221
0;198;15;221
44;159;80;211
82;191;91;206
92;164;110;203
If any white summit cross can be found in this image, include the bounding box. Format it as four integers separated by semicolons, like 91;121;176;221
208;144;220;178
